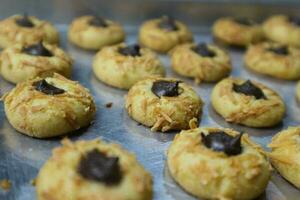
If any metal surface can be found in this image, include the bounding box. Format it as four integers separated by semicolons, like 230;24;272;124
1;1;300;200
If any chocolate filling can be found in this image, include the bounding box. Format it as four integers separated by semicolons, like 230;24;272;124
158;16;178;31
89;16;108;27
201;131;242;156
15;13;34;28
22;42;53;57
233;80;266;100
33;79;65;95
151;80;181;98
192;43;215;57
118;44;141;57
268;46;289;56
288;16;300;26
78;149;122;185
234;18;256;26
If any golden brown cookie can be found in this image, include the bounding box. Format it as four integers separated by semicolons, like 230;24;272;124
211;77;285;127
139;16;193;53
0;41;72;84
0;14;59;48
171;42;231;83
213;17;264;47
2;73;96;138
167;127;271;200
263;15;300;47
245;42;300;80
125;77;203;132
93;43;165;89
268;126;300;188
36;139;153;200
68;15;125;50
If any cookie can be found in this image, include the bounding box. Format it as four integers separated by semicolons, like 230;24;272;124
0;14;59;48
0;41;72;84
92;43;165;89
167;127;271;200
213;17;264;47
263;15;300;47
211;77;285;127
268;127;300;188
125;77;203;132
245;42;300;80
36;139;152;200
139;16;193;53
68;15;125;50
2;73;96;138
170;42;231;83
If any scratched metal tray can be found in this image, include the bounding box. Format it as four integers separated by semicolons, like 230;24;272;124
1;1;300;200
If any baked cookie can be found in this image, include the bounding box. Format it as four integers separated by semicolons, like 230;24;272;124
268;127;300;188
213;17;264;46
68;15;125;50
2;73;96;138
263;15;300;47
245;42;300;80
167;127;271;200
0;41;72;84
36;139;152;200
139;16;193;53
125;77;203;132
93;43;165;89
170;42;231;83
211;77;285;127
0;14;59;48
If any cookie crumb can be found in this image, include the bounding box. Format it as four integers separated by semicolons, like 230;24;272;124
0;179;11;191
105;102;113;108
30;178;36;186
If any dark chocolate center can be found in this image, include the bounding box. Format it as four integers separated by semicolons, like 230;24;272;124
158;16;178;31
15;14;34;28
233;80;266;100
151;80;181;98
33;79;65;95
192;43;216;57
234;18;256;26
78;149;122;185
268;46;289;55
118;44;141;57
22;42;53;57
288;16;300;26
201;131;242;156
89;16;108;27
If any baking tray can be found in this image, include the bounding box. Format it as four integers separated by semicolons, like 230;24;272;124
1;1;300;200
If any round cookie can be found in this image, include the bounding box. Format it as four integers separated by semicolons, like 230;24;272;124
213;17;264;47
268;127;300;188
0;14;59;48
167;127;271;200
245;42;300;80
68;15;125;50
93;43;165;89
263;15;300;47
2;73;96;138
36;138;152;200
125;77;203;132
211;77;285;127
0;41;72;84
139;16;193;53
170;42;231;83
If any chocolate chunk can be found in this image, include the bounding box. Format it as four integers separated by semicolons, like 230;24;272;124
234;18;256;26
89;16;108;27
15;13;34;28
22;42;53;57
78;149;122;185
151;80;181;98
268;46;289;55
288;16;300;26
192;43;215;57
201;131;242;156
118;44;141;57
158;16;178;31
33;79;65;95
233;80;266;100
